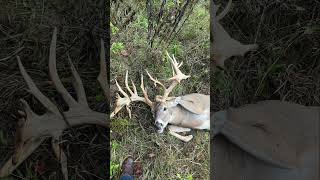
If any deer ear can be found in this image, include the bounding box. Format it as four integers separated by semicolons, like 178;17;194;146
173;97;181;105
177;95;206;114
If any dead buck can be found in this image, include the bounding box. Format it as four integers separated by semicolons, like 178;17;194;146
211;0;258;67
0;28;108;179
111;52;209;142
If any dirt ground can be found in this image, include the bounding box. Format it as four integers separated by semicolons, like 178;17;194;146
0;1;109;179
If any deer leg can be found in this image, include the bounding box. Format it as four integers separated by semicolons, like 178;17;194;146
168;125;191;133
168;125;193;142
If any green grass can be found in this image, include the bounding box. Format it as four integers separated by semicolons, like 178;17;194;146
110;1;209;179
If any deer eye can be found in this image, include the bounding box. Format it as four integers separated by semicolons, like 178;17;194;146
163;107;167;111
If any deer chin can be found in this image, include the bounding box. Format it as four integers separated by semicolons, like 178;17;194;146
157;128;164;133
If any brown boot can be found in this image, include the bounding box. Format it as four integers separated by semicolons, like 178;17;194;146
120;156;134;176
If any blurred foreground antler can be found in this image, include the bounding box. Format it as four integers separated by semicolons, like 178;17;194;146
211;0;258;67
0;28;108;179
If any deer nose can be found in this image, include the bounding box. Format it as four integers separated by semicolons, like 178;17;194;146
155;121;163;128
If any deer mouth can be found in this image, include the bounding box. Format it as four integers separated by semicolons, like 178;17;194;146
157;127;164;133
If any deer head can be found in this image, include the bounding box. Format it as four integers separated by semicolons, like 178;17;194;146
111;51;190;134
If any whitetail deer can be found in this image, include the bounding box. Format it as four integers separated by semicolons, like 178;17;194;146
0;28;108;180
111;52;209;142
211;0;258;67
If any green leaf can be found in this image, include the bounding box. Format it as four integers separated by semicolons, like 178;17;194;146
111;42;124;54
110;22;119;34
95;93;104;102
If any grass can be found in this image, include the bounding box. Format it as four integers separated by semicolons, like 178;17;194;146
211;0;320;111
0;0;108;179
110;0;209;179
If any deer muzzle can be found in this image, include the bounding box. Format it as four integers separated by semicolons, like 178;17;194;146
155;119;168;133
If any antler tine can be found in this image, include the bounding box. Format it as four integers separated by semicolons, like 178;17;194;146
145;70;166;90
111;72;155;118
110;78;131;118
67;54;88;107
110;93;126;118
165;51;190;83
49;27;78;108
11;99;36;164
98;39;109;103
0;138;44;177
20;99;36;118
158;51;190;101
131;79;138;95
115;79;129;98
125;70;134;95
216;0;232;21
17;56;60;114
140;74;154;108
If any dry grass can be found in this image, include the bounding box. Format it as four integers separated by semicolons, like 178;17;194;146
110;0;210;179
212;0;320;111
0;1;108;179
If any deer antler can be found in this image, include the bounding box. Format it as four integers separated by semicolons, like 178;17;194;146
110;71;154;119
212;0;258;67
0;28;108;179
146;51;190;102
111;51;189;118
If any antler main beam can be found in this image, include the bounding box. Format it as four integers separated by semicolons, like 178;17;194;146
0;28;108;179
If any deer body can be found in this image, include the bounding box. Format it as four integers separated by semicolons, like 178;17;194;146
154;93;209;134
171;104;209;130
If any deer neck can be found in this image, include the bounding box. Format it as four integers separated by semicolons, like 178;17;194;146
168;106;184;125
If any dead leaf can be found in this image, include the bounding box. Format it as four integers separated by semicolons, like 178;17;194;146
120;50;129;57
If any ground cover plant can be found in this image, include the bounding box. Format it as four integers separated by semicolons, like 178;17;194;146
110;0;210;179
0;1;108;179
212;0;320;111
